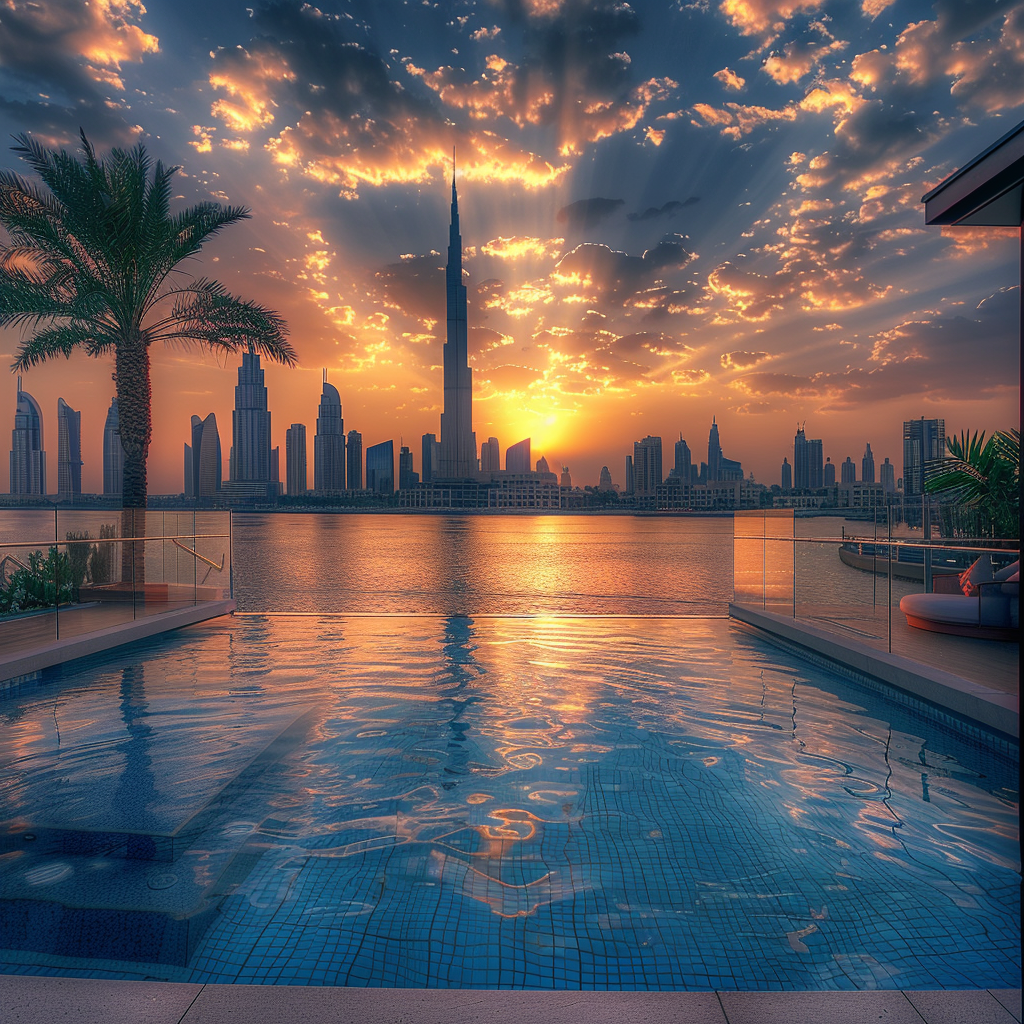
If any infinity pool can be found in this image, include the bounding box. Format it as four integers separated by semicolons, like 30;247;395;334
0;616;1018;989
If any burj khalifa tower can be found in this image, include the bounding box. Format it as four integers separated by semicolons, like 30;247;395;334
438;162;477;479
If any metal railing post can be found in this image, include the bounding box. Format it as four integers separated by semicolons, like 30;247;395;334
887;514;892;654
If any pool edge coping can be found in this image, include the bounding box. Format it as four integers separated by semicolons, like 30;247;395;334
0;976;1020;1024
728;603;1018;742
0;600;237;687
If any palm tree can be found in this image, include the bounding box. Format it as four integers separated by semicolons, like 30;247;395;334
925;429;1020;538
0;131;295;513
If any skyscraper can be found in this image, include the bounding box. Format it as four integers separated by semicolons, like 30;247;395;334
56;398;82;502
903;417;945;496
399;445;418;489
438;165;477;478
673;436;692;482
707;417;722;482
808;438;823;489
880;458;896;493
781;457;792;490
841;456;856;483
598;466;614;491
186;413;221;500
347;430;363;489
633;436;663;496
229;345;272;485
862;443;875;483
102;398;123;497
9;376;45;495
480;436;500;473
625;454;635;494
793;425;808;489
286;423;307;496
366;439;394;494
314;371;345;491
421;433;440;483
505;438;531;473
824;457;835;487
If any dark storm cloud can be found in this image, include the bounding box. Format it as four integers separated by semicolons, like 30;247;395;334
627;198;699;222
0;0;157;143
556;236;696;304
556;197;625;229
373;255;445;324
555;237;696;304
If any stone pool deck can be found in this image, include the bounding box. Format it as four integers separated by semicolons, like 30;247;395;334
1;976;1020;1024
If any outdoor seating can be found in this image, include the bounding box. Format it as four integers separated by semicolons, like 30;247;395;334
899;559;1019;640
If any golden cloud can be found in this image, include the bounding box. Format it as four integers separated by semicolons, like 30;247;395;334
481;237;565;260
719;0;827;37
721;350;770;370
714;67;746;91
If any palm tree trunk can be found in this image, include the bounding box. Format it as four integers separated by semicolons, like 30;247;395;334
117;336;152;587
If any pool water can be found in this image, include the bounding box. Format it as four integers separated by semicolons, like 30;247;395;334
0;616;1018;989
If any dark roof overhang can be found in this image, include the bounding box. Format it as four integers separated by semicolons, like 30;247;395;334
922;119;1024;227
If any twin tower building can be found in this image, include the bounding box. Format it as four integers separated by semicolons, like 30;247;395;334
188;169;478;500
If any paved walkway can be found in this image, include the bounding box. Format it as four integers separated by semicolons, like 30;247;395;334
1;977;1020;1024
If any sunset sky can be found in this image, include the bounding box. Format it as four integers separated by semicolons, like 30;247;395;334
0;0;1020;494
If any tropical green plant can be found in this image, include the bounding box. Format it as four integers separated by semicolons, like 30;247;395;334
0;544;86;616
924;429;1019;538
0;130;296;512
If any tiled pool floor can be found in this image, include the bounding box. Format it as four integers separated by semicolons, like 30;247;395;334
0;616;1018;989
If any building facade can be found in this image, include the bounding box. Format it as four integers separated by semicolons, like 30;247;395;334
862;443;875;483
399;445;418;489
314;375;345;491
505;438;531;474
633;436;663;496
841;456;856;484
903;417;945;496
347;430;363;490
102;397;123;497
421;432;440;483
56;398;82;502
366;440;394;494
229;345;274;489
9;377;46;496
438;172;476;478
480;436;500;473
286;423;307;496
185;413;221;500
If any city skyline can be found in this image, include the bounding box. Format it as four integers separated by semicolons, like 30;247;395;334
0;1;1019;492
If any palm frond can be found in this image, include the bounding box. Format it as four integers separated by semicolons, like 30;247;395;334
148;278;295;364
11;322;101;367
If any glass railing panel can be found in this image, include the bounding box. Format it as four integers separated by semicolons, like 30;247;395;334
732;509;794;610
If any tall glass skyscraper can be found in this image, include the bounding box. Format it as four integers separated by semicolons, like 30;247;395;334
56;398;82;502
438;168;477;478
102;397;124;497
287;423;307;496
9;376;46;495
505;438;531;473
347;430;363;489
421;432;440;483
185;413;221;500
633;436;663;496
673;435;692;482
366;439;394;494
229;345;272;484
314;372;345;491
862;443;875;483
707;417;722;482
903;417;945;496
